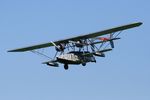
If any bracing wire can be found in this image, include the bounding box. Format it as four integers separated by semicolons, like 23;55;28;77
31;50;52;59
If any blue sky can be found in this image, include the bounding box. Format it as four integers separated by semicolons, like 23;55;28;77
0;0;150;100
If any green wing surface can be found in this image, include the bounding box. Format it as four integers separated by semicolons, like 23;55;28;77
8;22;142;52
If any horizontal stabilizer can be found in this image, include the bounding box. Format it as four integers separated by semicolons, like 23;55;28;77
99;48;112;52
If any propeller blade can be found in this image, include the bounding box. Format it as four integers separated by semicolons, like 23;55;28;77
51;41;60;50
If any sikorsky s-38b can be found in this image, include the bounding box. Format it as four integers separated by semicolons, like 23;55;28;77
8;22;142;70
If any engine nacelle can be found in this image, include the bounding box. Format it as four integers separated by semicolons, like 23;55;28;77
75;40;84;48
55;43;66;52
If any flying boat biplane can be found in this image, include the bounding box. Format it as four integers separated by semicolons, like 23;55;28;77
8;22;142;70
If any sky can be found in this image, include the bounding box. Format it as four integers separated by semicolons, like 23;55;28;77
0;0;150;100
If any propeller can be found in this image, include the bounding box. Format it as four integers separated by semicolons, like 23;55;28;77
51;41;65;52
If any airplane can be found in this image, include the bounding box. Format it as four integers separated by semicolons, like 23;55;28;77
8;22;143;70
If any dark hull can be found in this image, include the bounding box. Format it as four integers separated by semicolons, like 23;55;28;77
57;57;81;65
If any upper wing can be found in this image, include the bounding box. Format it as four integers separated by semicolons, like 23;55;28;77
8;22;142;52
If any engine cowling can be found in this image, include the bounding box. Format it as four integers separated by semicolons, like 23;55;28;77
55;43;66;52
75;40;84;48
